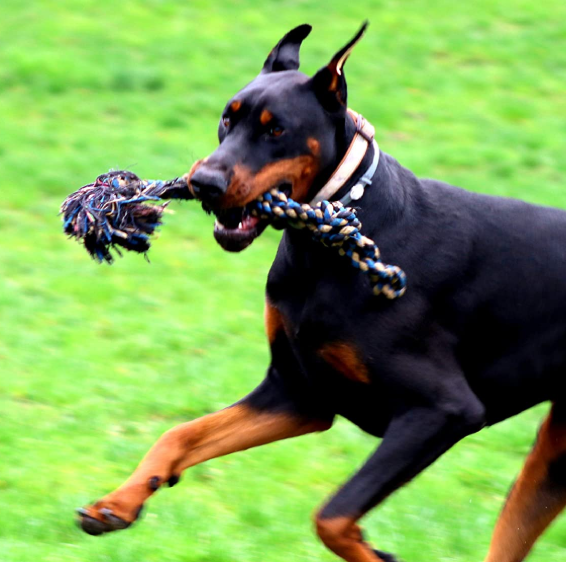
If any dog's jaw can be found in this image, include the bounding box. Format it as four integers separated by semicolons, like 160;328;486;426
211;182;292;252
213;213;267;252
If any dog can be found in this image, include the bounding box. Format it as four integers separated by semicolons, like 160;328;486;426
77;23;566;562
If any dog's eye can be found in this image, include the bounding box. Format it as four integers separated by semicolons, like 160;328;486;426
222;117;231;129
269;126;284;137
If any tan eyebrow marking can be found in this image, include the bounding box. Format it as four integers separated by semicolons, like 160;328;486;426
230;100;242;112
260;109;273;125
307;138;320;156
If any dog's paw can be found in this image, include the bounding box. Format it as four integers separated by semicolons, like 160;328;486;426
373;549;401;562
76;496;144;536
76;504;139;536
76;474;180;535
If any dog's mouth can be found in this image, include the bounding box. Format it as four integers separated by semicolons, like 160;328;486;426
213;207;266;252
211;183;292;252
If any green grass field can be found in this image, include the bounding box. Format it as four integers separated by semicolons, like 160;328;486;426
1;1;565;560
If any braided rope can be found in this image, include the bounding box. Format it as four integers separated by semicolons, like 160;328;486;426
250;190;406;299
61;170;406;298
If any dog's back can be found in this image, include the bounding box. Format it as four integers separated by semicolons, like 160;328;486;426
268;151;566;426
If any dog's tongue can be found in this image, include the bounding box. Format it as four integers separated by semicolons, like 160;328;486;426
240;214;260;231
225;214;260;232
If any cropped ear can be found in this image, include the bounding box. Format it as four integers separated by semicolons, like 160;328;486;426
310;22;368;112
261;24;312;74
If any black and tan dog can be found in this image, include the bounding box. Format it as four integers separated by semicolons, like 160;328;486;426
77;23;566;562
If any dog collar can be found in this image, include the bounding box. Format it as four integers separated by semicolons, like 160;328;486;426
310;108;379;206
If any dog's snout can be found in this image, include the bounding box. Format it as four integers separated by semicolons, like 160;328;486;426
190;168;229;202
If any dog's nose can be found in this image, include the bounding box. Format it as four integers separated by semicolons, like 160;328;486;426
190;168;228;202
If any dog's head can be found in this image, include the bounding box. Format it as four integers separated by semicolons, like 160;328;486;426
188;23;368;252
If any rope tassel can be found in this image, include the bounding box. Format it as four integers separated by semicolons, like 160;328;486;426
60;171;406;298
60;171;191;263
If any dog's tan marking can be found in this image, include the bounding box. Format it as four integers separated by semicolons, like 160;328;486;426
183;158;207;197
484;404;566;562
81;404;331;525
222;155;318;208
319;342;370;384
308;137;320;156
315;515;386;561
230;100;242;112
260;109;273;125
264;299;284;344
328;70;340;93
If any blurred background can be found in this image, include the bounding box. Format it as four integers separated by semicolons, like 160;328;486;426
0;1;565;561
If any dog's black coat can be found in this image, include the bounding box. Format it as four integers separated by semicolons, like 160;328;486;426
183;22;566;559
263;147;566;420
245;141;566;514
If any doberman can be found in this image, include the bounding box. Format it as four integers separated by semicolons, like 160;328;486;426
77;23;566;561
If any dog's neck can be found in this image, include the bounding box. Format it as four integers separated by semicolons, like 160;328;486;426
309;112;403;214
308;111;376;203
283;142;411;278
309;110;375;207
318;112;411;232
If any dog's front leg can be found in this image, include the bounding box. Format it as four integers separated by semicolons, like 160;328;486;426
77;370;332;535
315;388;486;562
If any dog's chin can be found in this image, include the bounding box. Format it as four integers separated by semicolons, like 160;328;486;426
213;212;268;252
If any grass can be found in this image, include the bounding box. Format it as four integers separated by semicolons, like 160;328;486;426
0;1;565;560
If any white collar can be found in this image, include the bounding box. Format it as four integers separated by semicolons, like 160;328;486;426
310;108;379;206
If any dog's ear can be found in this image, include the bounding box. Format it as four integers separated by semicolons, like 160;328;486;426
261;24;312;74
310;22;368;112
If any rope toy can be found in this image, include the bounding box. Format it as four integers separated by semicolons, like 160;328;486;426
60;171;191;263
60;170;406;298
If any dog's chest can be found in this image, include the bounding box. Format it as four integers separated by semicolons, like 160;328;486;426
268;257;359;345
267;246;395;431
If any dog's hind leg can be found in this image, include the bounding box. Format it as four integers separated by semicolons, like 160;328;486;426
484;402;566;562
314;384;486;562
